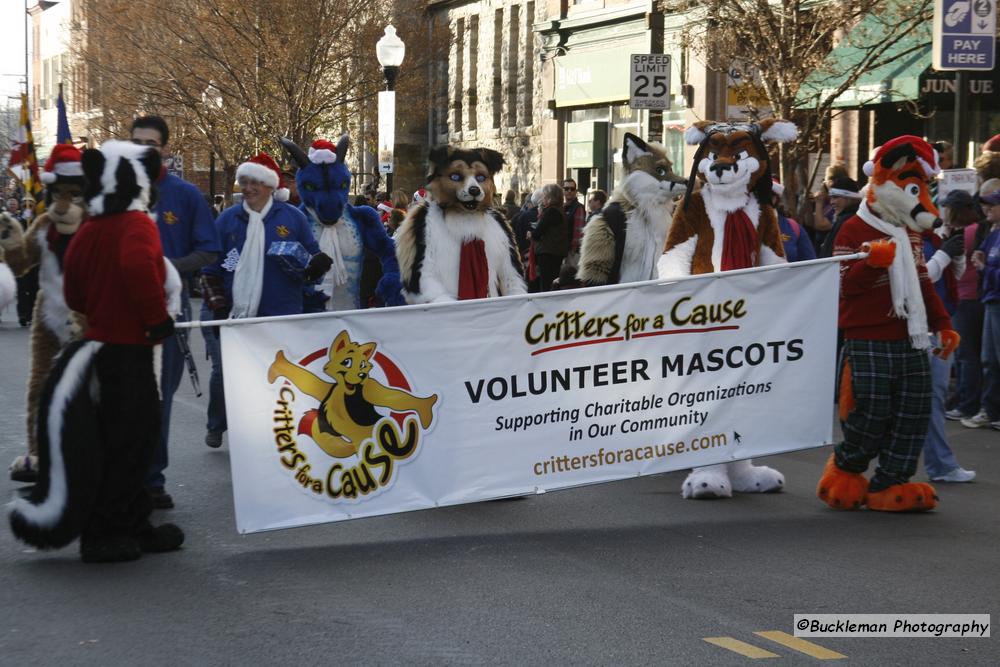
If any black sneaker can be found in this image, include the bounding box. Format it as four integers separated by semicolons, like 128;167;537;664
80;536;142;563
135;522;185;553
205;429;224;449
149;487;175;509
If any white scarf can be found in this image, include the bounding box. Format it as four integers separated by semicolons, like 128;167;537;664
857;199;929;350
230;198;272;319
307;207;348;301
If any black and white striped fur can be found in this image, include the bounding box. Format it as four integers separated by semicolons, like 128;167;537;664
82;140;161;216
9;340;104;548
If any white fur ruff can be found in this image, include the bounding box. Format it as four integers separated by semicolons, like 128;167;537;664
616;171;679;283
0;262;15;312
857;200;929;349
8;341;103;528
37;226;74;344
403;203;525;304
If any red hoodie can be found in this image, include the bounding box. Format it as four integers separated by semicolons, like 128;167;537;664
64;210;168;345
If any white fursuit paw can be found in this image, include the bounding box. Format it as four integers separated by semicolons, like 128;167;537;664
728;458;785;493
681;464;733;499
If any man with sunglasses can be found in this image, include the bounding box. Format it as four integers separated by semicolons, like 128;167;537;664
562;178;587;271
131;115;221;509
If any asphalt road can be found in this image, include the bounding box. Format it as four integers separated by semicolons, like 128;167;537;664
0;303;996;666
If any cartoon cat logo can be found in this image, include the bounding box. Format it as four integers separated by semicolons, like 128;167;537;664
267;330;438;458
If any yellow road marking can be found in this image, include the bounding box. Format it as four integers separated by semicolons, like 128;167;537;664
703;637;780;659
755;631;847;659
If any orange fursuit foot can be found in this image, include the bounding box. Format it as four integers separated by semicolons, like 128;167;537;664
816;454;868;510
866;482;938;512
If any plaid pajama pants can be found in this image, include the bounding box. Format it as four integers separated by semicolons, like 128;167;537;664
835;339;932;492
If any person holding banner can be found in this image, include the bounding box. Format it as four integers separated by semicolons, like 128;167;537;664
819;135;959;512
131;116;221;508
199;152;332;449
659;119;796;499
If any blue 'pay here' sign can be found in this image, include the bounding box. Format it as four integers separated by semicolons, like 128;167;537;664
933;0;997;70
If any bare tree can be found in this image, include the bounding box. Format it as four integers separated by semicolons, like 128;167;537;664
661;0;933;221
71;0;406;178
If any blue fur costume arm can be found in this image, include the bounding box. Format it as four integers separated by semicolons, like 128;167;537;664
348;203;405;307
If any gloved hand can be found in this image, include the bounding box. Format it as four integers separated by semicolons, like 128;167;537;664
375;272;406;307
198;273;229;312
934;329;961;360
145;317;175;343
862;239;895;268
941;232;964;259
0;212;24;251
303;252;333;283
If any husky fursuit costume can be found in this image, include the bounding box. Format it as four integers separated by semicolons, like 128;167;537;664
279;135;404;310
0;145;88;483
395;146;525;303
817;136;958;512
9;140;185;562
656;119;795;499
576;133;685;286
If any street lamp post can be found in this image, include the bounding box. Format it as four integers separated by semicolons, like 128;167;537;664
376;25;405;195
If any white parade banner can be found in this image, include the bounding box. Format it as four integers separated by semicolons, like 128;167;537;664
213;260;840;533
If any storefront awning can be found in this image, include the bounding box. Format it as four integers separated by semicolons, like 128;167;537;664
797;14;931;109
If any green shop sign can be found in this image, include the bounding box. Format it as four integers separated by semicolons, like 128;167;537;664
555;40;646;107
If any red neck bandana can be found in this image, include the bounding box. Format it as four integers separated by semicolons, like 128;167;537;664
458;239;489;300
720;209;759;271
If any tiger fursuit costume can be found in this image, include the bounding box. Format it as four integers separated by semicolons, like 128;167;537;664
576;133;685;286
817;135;958;512
396;146;525;303
657;118;796;499
0;144;88;483
9;140;184;563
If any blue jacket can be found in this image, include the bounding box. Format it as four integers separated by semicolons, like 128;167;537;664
153;173;220;264
777;214;815;263
204;200;320;317
979;229;1000;304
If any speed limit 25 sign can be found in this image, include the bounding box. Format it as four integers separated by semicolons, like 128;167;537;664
629;54;671;110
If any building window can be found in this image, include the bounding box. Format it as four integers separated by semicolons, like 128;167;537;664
524;1;535;126
454;18;464;132
468;15;479;132
493;10;503;129
507;5;520;128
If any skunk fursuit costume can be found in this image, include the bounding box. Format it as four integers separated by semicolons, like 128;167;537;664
577;133;685;286
396;146;525;303
0;145;88;482
657;119;796;500
9;140;184;561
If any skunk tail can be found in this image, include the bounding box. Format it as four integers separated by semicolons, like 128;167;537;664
9;340;104;549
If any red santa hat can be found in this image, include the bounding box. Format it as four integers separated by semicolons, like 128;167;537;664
412;187;428;205
863;135;940;179
236;152;289;202
40;144;84;184
983;134;1000;153
307;139;338;164
770;178;784;197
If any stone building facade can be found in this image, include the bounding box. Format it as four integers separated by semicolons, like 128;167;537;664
428;0;544;198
